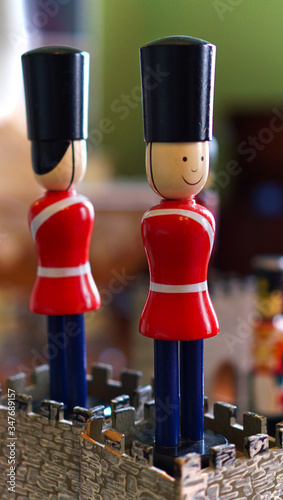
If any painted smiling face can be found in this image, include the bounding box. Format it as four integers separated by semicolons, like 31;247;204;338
145;142;209;200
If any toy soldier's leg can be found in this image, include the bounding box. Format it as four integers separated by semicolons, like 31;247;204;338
64;314;87;411
180;340;204;441
154;339;179;447
47;315;66;404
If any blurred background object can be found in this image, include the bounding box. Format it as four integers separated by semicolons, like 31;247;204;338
23;0;103;133
249;255;283;429
216;112;283;274
0;1;26;122
0;0;283;423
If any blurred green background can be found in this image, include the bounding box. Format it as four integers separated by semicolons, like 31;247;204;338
88;0;283;176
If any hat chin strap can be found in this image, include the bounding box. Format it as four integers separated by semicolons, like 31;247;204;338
149;142;165;199
66;142;75;191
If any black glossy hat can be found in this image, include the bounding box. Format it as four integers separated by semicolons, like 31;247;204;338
22;46;89;141
140;36;216;142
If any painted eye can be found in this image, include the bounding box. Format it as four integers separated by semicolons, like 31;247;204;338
182;157;187;162
201;156;204;161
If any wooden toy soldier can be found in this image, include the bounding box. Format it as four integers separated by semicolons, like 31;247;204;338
139;37;221;462
22;47;101;412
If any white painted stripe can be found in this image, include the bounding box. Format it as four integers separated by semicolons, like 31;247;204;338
142;208;214;254
37;262;91;278
31;195;90;241
150;280;208;294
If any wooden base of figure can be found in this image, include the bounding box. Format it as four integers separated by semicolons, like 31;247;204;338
47;313;87;412
154;429;229;477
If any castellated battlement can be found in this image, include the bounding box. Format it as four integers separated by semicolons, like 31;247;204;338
0;365;283;498
5;362;151;412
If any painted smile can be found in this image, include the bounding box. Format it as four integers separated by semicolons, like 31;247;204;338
182;174;203;186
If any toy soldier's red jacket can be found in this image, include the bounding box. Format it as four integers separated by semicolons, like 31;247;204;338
139;198;219;341
28;189;101;315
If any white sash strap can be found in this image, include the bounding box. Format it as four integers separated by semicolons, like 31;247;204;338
150;280;208;294
31;195;90;241
37;262;91;278
142;208;214;254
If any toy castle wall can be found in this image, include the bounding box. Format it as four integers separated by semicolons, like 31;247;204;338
1;363;283;499
0;363;151;499
80;435;176;499
0;397;82;499
80;432;283;499
1;391;283;498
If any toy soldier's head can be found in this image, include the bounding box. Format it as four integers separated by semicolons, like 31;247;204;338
22;47;89;191
140;36;216;200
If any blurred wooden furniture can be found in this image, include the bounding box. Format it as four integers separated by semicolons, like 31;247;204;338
216;110;283;274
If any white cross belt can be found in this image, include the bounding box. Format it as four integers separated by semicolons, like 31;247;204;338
142;208;214;255
37;262;91;278
150;280;208;294
30;195;91;241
